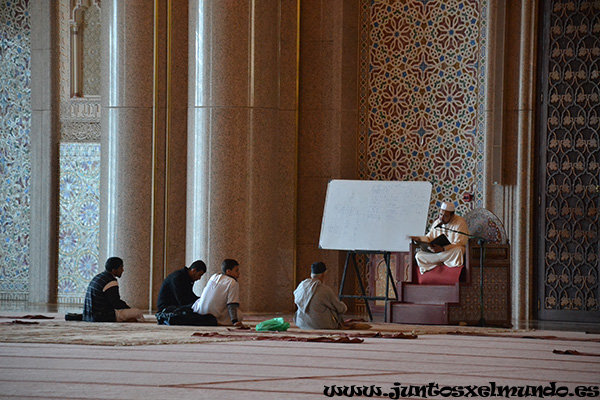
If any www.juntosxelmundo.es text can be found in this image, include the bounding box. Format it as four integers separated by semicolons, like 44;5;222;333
323;382;600;398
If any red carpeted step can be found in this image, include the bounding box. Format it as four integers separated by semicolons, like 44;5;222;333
401;284;460;304
388;302;450;325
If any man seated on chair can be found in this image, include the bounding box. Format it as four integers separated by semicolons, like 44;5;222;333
409;202;469;275
293;262;348;329
83;257;145;322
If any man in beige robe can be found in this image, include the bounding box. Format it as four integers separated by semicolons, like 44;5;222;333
409;202;469;274
294;262;348;329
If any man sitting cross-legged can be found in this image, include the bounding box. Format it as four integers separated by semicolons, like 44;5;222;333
83;257;145;323
409;201;469;275
192;259;245;327
155;260;217;326
293;262;348;330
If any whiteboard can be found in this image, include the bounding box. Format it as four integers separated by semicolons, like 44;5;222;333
319;180;432;252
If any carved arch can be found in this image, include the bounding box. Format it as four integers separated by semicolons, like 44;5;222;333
70;0;101;97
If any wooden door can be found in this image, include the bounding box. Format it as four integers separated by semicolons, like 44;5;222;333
535;0;600;322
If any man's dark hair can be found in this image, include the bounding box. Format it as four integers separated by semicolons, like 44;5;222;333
221;259;239;274
189;260;207;273
105;257;123;271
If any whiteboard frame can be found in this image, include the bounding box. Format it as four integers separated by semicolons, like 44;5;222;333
318;180;432;252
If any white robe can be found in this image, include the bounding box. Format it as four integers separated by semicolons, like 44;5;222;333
414;214;469;274
294;278;347;329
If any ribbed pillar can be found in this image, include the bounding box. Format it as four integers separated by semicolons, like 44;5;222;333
100;0;188;310
188;0;298;312
500;0;538;323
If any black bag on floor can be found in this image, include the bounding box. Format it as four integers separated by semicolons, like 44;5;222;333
155;305;217;326
65;313;83;321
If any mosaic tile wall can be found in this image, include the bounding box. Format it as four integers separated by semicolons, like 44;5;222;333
57;0;102;304
359;0;486;223
0;0;31;300
58;143;101;303
358;0;487;313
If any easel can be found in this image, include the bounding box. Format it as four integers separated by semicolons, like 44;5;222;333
338;250;398;322
318;180;433;323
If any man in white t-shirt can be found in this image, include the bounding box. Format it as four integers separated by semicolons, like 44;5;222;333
192;259;244;326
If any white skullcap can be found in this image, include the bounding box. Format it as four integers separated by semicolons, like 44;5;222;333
441;202;455;212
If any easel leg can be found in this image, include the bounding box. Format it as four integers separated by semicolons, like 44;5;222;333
338;252;351;298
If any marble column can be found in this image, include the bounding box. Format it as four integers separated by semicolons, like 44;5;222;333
157;2;189;306
29;0;59;303
296;1;359;295
188;0;298;312
500;0;538;322
100;0;188;310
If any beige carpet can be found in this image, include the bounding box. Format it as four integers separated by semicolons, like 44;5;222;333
0;313;527;346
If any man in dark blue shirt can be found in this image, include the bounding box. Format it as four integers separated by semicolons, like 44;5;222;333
83;257;144;322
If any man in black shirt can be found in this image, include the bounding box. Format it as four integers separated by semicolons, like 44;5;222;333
155;260;217;326
83;257;144;322
157;260;206;311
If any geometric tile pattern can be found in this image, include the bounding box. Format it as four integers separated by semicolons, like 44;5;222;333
357;1;488;316
360;0;486;224
541;1;599;312
58;143;101;303
0;0;31;300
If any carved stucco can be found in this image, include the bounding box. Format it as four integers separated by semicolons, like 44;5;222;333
59;0;101;139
